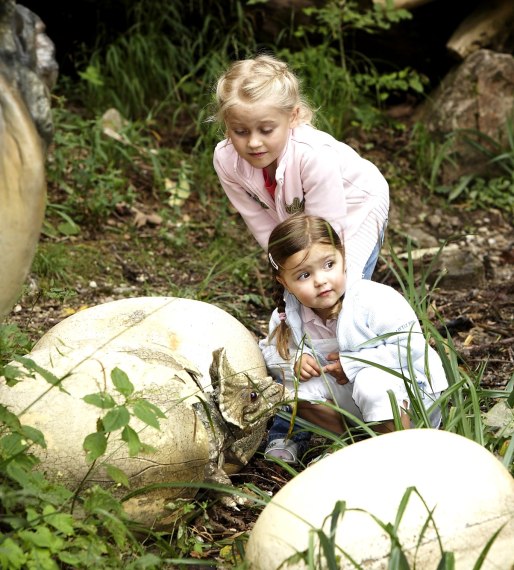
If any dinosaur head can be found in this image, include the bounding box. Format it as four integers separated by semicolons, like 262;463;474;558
209;347;284;430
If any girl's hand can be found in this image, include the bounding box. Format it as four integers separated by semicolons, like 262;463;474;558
294;354;321;382
324;352;349;385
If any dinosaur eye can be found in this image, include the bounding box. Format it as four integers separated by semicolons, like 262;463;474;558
250;391;258;402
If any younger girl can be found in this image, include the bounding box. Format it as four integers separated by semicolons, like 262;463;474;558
260;214;448;456
212;54;389;285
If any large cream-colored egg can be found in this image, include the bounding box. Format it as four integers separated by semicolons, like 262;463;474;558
246;429;514;569
32;296;268;389
0;297;276;527
0;74;46;318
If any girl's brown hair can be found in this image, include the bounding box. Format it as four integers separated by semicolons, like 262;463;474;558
267;214;345;359
213;54;314;127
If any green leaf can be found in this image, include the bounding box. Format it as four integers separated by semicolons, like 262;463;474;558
3;363;30;386
436;551;455;569
0;433;29;457
121;425;141;456
0;537;27;569
16;357;65;390
126;553;163;568
131;400;164;429
102;406;130;432
6;462;39;487
26;507;39;524
106;463;130;488
83;392;116;409
83;485;124;517
25;546;60;569
111;368;134;397
58;551;85;566
18;526;64;551
20;425;47;448
83;431;107;462
42;505;75;536
57;220;80;237
0;404;22;430
389;546;411;570
78;64;104;87
410;76;424;93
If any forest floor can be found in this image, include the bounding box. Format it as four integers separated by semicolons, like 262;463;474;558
5;120;513;566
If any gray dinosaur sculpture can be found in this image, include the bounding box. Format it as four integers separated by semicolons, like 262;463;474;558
0;297;285;527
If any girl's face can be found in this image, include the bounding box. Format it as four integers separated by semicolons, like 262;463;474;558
225;102;299;175
277;243;346;321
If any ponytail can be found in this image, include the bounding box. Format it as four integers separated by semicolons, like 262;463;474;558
269;279;292;361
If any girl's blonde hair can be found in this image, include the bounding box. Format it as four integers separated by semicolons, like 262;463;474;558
213;54;314;126
268;214;345;360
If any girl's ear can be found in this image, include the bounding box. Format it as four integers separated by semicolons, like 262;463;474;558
289;106;300;128
276;275;288;291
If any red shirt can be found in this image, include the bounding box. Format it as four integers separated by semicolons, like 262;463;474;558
262;169;276;199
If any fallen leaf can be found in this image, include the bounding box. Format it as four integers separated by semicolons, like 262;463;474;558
463;334;473;346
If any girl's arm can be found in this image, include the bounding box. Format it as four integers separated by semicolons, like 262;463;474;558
340;287;426;379
213;150;277;249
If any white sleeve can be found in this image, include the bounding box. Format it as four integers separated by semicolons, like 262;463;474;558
340;287;427;380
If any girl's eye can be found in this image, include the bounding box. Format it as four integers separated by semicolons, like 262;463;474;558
233;129;247;136
326;260;334;269
261;128;273;135
298;272;310;281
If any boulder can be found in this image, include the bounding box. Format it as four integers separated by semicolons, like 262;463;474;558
416;49;514;182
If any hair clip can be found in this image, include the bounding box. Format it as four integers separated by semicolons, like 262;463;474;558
268;252;279;270
278;312;286;321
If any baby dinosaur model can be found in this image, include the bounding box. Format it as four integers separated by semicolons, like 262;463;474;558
0;297;284;527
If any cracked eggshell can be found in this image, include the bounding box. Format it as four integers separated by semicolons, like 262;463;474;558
32;296;268;389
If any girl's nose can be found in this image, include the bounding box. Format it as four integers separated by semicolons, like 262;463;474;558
248;133;262;148
313;272;327;286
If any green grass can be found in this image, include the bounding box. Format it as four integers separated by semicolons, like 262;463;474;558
409;117;514;217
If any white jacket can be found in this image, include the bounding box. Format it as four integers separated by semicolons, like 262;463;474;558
214;125;389;282
259;280;448;395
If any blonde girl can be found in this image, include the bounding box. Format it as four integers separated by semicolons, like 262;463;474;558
260;214;448;462
212;54;389;284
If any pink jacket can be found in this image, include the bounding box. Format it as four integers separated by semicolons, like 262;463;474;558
213;124;389;282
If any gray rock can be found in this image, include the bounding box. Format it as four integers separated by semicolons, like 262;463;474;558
416;49;514;182
430;246;486;290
